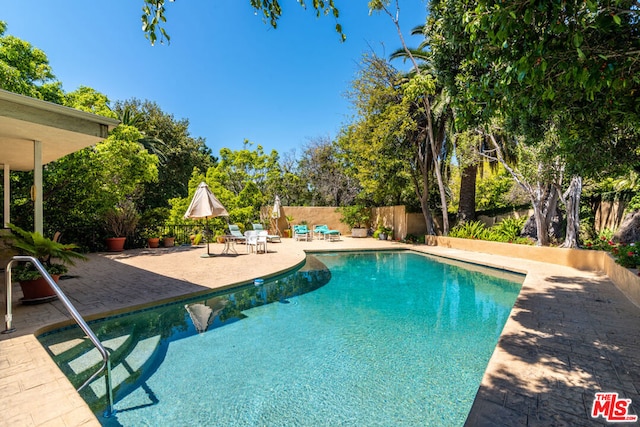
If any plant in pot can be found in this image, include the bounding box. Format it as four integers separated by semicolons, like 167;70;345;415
103;200;140;252
7;224;87;304
162;231;176;247
190;228;204;246
374;224;393;240
337;205;371;238
142;227;161;248
284;215;294;238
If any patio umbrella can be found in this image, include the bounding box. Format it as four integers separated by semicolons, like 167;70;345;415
184;182;229;257
272;195;281;236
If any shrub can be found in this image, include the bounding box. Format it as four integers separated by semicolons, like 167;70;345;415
449;221;489;240
491;217;527;242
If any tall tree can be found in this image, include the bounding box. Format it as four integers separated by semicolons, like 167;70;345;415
112;99;215;212
370;0;451;234
297;136;360;206
342;54;445;233
0;21;63;102
429;0;640;246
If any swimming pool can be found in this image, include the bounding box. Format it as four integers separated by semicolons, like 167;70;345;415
38;251;523;426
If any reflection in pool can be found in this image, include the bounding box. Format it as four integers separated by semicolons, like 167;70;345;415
38;251;523;426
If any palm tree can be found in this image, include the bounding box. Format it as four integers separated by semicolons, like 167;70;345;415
117;106;168;164
389;23;454;234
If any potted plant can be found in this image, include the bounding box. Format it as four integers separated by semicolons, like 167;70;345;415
337;205;371;238
103;200;139;252
190;232;204;246
374;224;393;240
284;215;294;238
163;231;176;247
7;224;87;303
142;227;161;248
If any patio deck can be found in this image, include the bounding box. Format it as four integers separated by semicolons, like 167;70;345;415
1;237;638;426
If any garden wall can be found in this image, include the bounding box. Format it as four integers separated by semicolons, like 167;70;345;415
266;205;427;240
431;236;640;308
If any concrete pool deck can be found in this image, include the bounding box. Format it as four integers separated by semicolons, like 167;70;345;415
1;237;639;426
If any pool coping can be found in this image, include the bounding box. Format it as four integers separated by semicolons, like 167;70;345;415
1;238;639;426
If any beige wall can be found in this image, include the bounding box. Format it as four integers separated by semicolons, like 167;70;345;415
433;236;639;308
269;206;351;235
263;205;427;240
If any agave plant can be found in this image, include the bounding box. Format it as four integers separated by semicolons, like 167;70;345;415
7;224;87;281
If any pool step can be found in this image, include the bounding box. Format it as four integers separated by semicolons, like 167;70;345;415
89;334;162;398
41;331;165;400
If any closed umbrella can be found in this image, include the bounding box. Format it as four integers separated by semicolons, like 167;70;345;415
272;195;281;236
184;182;229;257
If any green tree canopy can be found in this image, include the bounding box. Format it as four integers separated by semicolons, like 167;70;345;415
0;21;63;102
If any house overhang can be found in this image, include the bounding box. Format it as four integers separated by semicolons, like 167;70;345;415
0;89;120;171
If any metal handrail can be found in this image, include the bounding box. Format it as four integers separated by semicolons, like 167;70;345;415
3;256;115;417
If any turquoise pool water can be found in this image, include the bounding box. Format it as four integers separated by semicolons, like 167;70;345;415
38;251;523;426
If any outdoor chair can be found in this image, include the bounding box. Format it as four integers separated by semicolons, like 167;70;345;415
252;223;281;243
313;224;341;242
228;224;247;244
293;225;311;241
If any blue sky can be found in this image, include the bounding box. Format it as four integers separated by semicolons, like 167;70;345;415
2;0;427;157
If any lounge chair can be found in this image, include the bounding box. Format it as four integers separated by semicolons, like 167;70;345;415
293;224;311;241
228;224;247;244
313;224;341;241
252;223;281;243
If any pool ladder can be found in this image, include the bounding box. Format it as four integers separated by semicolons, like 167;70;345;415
3;256;115;417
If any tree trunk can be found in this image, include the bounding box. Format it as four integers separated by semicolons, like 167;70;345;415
457;163;477;222
561;175;582;248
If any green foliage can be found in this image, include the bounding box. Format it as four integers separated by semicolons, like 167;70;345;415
297;136;359;206
339;55;421;206
168;143;282;230
112;99;215;211
583;229;640;268
7;223;87;280
491;217;527;242
103;200;140;238
337;205;371;228
449;218;532;245
611;243;640;268
95;125;159;203
0;22;63;102
449;221;489;240
582;229;616;251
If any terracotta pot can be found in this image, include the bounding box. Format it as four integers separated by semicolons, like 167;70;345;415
105;237;126;252
163;237;175;247
19;275;60;304
147;237;160;248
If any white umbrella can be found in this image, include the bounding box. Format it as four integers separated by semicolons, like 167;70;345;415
271;195;281;235
184;182;229;256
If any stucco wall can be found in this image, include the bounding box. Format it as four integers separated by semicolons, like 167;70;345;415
269;205;427;240
434;236;639;308
272;206;350;235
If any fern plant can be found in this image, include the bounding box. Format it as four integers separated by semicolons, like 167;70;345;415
449;221;489;240
491;217;526;242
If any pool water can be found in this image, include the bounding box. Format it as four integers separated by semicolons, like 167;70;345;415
38;251;523;426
